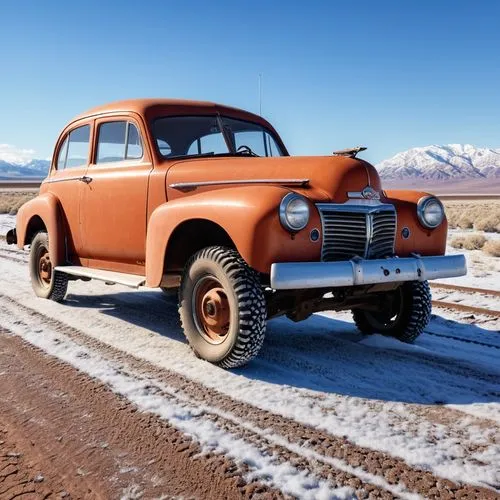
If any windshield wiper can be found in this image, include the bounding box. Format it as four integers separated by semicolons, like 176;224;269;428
166;152;216;160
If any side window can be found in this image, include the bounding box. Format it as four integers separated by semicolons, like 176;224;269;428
96;121;143;163
56;136;68;170
65;125;90;168
97;121;126;163
126;123;143;159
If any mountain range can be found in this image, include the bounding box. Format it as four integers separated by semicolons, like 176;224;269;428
376;144;500;181
1;144;500;192
0;159;49;179
375;144;500;193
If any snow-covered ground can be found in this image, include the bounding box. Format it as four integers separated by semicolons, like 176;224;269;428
434;230;500;291
0;213;15;235
0;212;499;497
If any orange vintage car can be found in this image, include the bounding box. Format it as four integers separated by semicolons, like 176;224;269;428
6;99;466;368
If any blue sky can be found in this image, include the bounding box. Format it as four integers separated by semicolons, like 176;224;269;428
1;0;499;164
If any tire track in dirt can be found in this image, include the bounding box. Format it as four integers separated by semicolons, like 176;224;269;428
0;420;70;500
0;297;400;499
1;294;497;499
0;249;26;264
0;329;284;500
425;330;500;350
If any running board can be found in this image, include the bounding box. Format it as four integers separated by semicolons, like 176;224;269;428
54;266;146;288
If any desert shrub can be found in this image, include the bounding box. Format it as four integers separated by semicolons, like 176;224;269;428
475;214;500;233
450;234;486;250
446;209;459;229
450;236;465;249
483;240;500;257
0;192;36;215
457;214;474;230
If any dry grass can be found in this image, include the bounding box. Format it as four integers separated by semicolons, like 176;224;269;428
483;240;500;257
444;200;500;233
0;192;36;215
450;233;487;250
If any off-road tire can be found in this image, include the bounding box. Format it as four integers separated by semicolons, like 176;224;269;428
352;280;431;343
179;246;267;368
29;231;68;302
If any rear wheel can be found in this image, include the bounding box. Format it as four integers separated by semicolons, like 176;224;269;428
179;246;267;368
29;231;68;302
352;281;431;343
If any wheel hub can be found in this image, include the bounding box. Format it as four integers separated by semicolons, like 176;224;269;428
194;278;230;343
38;249;52;284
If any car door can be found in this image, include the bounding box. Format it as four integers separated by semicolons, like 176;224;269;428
45;122;92;261
79;115;152;273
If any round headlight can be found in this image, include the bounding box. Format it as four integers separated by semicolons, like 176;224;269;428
279;193;310;232
417;196;445;229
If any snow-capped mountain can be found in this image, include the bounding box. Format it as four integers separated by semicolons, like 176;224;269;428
376;144;500;181
0;144;49;179
0;159;50;179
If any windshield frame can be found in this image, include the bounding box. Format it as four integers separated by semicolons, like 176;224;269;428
151;114;288;160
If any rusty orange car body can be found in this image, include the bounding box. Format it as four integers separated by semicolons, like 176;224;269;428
7;99;466;368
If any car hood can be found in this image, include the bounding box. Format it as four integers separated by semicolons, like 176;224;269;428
165;155;382;203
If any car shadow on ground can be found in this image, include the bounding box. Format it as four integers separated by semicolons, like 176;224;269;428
63;290;500;406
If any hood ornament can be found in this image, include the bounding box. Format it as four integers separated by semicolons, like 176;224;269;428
332;146;367;158
348;186;380;200
362;186;379;200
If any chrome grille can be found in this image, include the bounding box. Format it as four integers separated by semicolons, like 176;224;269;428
318;204;396;261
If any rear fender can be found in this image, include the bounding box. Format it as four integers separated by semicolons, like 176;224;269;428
16;193;66;266
145;185;322;287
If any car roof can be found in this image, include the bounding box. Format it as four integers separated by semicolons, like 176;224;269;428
73;98;261;122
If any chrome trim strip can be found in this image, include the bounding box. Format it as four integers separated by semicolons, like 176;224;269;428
270;255;467;290
364;212;373;257
347;191;365;199
43;176;83;184
169;179;310;190
316;202;395;213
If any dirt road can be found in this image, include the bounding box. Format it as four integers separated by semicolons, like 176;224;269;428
0;241;499;499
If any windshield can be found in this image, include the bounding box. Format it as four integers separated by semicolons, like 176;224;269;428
152;115;286;159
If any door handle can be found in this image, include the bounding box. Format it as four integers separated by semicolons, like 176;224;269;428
79;176;93;184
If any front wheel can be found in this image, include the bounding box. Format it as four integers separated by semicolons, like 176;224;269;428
178;246;267;368
352;281;432;343
29;231;68;302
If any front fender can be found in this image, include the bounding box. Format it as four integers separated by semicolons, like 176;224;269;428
16;193;66;266
145;185;322;287
383;190;448;256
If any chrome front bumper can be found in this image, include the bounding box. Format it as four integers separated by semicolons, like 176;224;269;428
270;255;467;290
